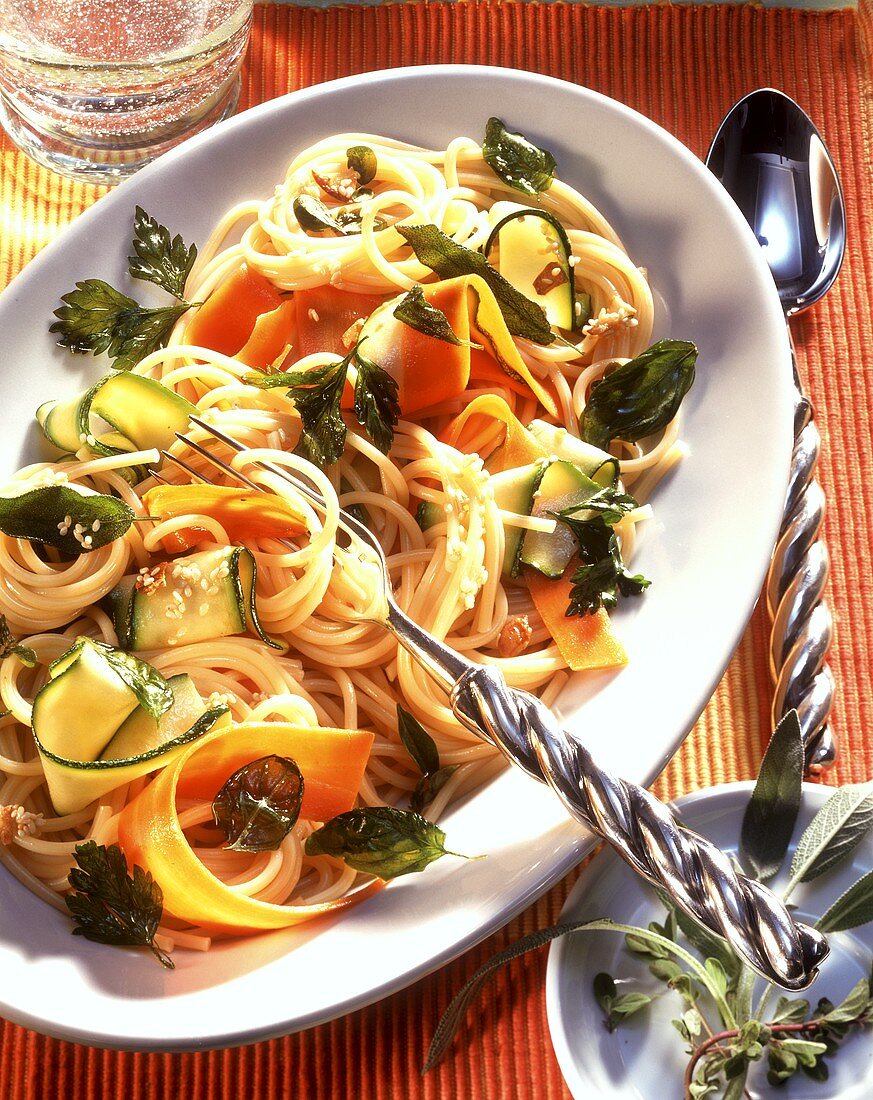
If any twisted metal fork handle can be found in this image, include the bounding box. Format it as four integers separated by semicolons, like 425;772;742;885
447;663;828;990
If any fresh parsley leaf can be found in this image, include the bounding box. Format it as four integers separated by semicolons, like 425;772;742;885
283;359;349;467
247;339;399;465
305;805;465;879
353;347;400;455
393;285;478;347
0;614;36;668
552;488;650;616
482;117;557;196
128;206;197;300
212;754;304;853
396;224;553;345
580;338;697;450
50;279;190;371
347;145;377;185
65;841;173;968
0;485;136;556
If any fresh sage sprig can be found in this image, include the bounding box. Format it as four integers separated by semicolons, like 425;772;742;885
425;712;873;1096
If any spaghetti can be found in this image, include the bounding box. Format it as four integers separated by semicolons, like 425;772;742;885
0;126;689;955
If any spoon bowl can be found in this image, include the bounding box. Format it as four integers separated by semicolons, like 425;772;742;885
706;88;844;772
707;88;845;317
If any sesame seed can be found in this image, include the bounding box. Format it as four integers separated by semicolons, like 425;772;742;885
199;603;210;616
91;520;100;532
308;308;319;322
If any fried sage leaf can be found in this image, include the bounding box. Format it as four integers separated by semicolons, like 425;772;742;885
347;145;377;185
482;117;557;197
66;841;173;968
50;279;190;371
305;805;463;879
0;485;136;556
128;206;198;300
0;614;36;668
396;704;458;814
97;642;174;720
294;194;344;235
580;338;697;450
213;754;304;853
393;285;477;347
396;224;552;345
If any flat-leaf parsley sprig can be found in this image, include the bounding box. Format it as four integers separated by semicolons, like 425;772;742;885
50;207;199;371
245;337;400;466
425;711;873;1097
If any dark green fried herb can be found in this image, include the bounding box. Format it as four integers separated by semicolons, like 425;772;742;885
396;224;553;345
50;209;198;370
294;194;344;234
347;145;377;185
50;280;190;371
212;755;304;853
127;206;197;300
482;118;557;196
65;841;173;968
305;805;465;879
0;614;36;668
245;339;399;465
396;704;458;814
393;285;478;347
580;338;697;450
0;485;135;556
552;488;650;616
97;642;174;720
352;347;401;456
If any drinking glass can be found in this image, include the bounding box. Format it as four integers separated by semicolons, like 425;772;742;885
0;0;254;185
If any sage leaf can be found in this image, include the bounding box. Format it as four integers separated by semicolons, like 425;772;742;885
818;870;873;932
128;206;197;301
740;710;804;881
410;765;458;815
722;1071;749;1100
0;615;36;668
396;224;553;345
212;755;304;853
818;981;866;1020
610;991;653;1018
592;970;616;1013
99;644;174;720
347;145;377;185
779;1038;828;1065
704;957;728;999
0;485;135;556
482;117;557;196
789;782;873;885
770;995;810;1024
580;338;697;450
305;805;465;879
397;703;439;776
294;194;344;235
393;285;477;347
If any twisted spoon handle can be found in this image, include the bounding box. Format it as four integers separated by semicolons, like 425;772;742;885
446;663;828;990
767;344;836;774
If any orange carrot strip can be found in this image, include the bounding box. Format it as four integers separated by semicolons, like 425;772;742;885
294;285;388;358
442;394;547;472
236;298;297;370
526;570;628;672
117;722;376;934
185;265;287;359
142;484;307;554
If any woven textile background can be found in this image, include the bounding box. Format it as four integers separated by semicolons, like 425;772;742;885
1;4;872;1097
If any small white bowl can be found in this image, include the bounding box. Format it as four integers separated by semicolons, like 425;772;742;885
547;783;873;1100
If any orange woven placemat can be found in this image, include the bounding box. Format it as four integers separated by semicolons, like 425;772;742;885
2;4;872;1097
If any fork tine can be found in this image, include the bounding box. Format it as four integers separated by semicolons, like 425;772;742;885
173;434;263;493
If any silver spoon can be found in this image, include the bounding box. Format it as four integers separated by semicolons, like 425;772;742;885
706;88;844;774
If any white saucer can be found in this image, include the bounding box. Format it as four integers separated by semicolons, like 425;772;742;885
546;783;873;1099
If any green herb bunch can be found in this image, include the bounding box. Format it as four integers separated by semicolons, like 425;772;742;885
425;712;873;1097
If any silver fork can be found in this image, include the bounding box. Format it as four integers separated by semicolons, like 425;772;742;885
162;414;828;990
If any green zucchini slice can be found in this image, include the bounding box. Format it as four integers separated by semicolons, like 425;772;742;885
108;545;281;652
